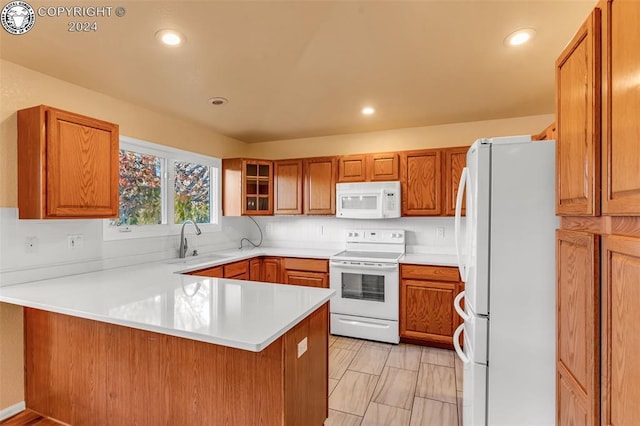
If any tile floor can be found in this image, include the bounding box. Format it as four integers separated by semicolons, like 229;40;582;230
325;335;463;426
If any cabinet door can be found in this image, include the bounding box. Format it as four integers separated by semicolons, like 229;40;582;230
283;270;328;288
444;147;468;216
556;230;600;426
274;160;303;215
224;260;249;278
368;153;399;181
243;160;273;215
400;279;457;347
262;257;282;283
304;157;336;215
18;107;119;218
249;258;262;281
338;155;367;182
555;9;601;216
602;234;640;425
602;0;640;214
401;150;442;216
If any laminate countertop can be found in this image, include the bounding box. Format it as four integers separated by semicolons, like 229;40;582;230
0;247;337;352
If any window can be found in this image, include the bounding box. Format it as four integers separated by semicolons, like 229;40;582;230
104;136;221;240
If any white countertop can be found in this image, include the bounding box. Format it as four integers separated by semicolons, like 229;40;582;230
0;258;334;352
399;253;459;267
0;246;458;352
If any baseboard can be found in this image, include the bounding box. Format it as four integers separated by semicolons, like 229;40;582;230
0;401;25;421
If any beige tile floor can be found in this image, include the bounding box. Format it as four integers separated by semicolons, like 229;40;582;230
325;335;463;426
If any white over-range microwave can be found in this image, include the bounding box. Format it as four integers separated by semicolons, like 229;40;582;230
336;181;401;219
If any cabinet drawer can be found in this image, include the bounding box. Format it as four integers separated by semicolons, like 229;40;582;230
400;264;459;282
282;258;328;273
224;260;249;278
284;270;328;288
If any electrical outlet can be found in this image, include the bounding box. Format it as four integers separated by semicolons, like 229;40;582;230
25;237;37;253
67;234;84;249
436;227;445;239
297;337;308;358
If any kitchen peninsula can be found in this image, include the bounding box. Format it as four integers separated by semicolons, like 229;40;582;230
0;259;334;425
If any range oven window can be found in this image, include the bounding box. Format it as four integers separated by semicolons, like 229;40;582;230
340;195;378;210
341;272;385;302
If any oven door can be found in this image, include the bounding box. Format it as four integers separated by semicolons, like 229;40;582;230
329;260;399;320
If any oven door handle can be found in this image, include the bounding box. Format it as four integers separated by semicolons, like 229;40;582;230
330;261;398;270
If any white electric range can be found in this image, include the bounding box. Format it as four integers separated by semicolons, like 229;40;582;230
329;229;405;344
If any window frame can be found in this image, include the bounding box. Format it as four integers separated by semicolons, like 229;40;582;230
103;135;222;241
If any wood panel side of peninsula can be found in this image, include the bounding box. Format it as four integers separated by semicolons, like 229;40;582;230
24;304;329;426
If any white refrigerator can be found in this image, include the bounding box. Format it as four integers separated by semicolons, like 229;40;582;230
453;136;557;426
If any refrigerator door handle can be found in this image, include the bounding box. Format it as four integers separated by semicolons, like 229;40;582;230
455;167;469;281
453;323;469;364
454;291;470;321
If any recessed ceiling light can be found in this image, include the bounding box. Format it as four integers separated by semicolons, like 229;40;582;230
208;97;228;106
156;29;184;46
505;28;536;46
362;106;375;115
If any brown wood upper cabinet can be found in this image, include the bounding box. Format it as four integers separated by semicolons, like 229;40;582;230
273;157;337;216
338;154;367;182
532;122;557;141
304;157;336;215
222;159;273;216
17;105;119;219
274;159;303;215
555;9;601;216
400;264;463;349
401;149;443;216
338;153;399;183
602;0;640;214
444;147;468;216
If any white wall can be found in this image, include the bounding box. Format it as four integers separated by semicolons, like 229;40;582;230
0;208;458;286
0;208;254;286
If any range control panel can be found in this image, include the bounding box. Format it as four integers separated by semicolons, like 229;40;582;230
345;229;405;244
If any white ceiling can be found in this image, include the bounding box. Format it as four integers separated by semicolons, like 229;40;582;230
0;1;595;143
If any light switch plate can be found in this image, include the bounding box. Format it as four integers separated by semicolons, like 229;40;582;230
297;337;308;358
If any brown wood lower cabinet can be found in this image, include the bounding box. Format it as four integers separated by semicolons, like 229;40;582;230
249;258;262;280
556;230;600;426
263;257;282;283
223;260;249;279
188;260;249;280
284;270;328;288
187;256;330;288
399;264;463;349
601;234;640;425
186;265;223;277
24;305;329;426
283;257;329;288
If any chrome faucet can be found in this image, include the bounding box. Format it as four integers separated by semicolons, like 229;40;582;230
179;220;202;258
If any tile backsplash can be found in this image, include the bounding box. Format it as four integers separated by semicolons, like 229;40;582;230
0;207;457;286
